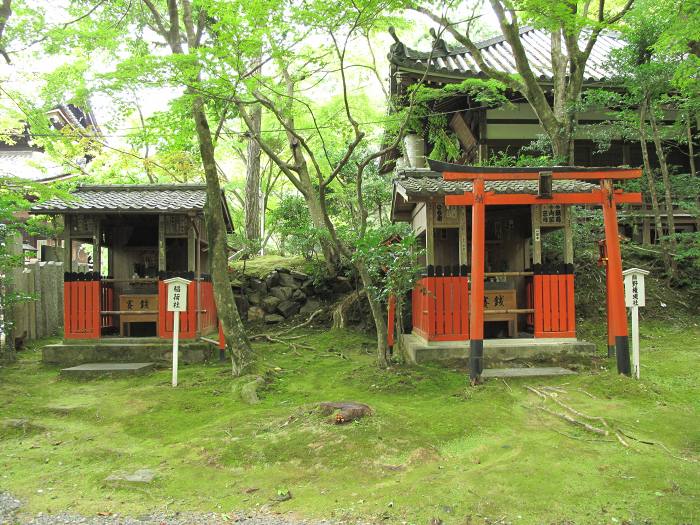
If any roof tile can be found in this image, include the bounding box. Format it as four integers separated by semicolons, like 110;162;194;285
31;184;209;214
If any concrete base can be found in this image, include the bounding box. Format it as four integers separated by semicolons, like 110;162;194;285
43;337;214;367
61;362;156;380
482;367;576;378
402;333;596;366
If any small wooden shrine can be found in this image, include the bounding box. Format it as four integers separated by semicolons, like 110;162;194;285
390;161;642;379
31;184;232;342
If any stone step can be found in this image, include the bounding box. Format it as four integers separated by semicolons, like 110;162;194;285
61;362;156;380
482;367;576;378
43;341;213;366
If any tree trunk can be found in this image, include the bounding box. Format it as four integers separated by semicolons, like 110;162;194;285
648;106;678;277
688;117;697;177
191;95;253;376
244;104;262;245
356;261;389;368
639;100;671;271
551;130;572;164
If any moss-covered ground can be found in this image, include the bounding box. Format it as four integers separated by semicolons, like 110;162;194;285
1;322;698;524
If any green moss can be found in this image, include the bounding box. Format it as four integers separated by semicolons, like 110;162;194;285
230;255;308;279
0;323;698;524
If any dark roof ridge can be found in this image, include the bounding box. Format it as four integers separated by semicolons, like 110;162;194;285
75;183;207;191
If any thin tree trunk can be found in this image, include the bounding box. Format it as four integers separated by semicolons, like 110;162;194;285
648;106;678;277
244;104;262;246
688;117;697;177
191;96;253;376
157;0;252;376
639;100;671;269
356;262;389;367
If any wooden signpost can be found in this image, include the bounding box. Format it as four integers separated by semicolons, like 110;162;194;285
164;276;191;387
622;268;649;379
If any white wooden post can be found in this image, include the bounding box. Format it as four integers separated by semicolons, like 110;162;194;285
623;268;649;380
164;277;191;387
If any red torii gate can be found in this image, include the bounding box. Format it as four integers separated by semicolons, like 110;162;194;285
439;165;642;383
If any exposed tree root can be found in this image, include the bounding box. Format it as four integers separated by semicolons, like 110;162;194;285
331;290;365;329
525;385;698;455
537;405;609;436
249;309;324;353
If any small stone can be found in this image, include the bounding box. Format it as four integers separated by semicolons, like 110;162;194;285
275;267;291;274
247;306;265;322
247;291;262;305
264;314;284;324
290;270;309;280
261;296;281;313
300;299;321;315
105;469;156;484
291;289;306;301
249;278;268;294
278;272;300;289
277;300;300;318
265;271;280;288
269;286;294;301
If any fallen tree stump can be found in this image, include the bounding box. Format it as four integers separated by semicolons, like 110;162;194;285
318;401;372;424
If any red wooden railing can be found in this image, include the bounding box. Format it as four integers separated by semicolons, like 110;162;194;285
100;282;115;329
533;272;576;338
64;273;101;339
412;267;470;341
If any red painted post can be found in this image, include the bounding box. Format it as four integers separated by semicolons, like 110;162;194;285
601;179;631;375
469;177;486;381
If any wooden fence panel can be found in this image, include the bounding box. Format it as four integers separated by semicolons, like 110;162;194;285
533;272;576;338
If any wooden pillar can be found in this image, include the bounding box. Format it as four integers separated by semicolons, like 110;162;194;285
458;207;468;265
477;109;488;163
92;218;101;276
563;206;574;264
601;179;630;375
531;205;542;265
426;202;435;265
187;218;196;272
63;215;72;273
469;178;486;382
195;218;202;337
158;214;166;272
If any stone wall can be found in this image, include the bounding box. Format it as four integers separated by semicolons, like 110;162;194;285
235;268;354;324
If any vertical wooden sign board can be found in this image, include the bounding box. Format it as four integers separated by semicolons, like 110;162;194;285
164;277;191;387
622;268;649;379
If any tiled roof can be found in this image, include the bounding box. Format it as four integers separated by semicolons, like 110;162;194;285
31;184;210;213
389;26;624;83
395;170;597;197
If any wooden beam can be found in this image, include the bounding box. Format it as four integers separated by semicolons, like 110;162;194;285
158;214;166;272
458;207;467;265
531;204;542;266
444;191;642;207
443;169;642;181
63;215;71;272
187;219;196;272
426;202;435;265
92;217;101;276
563;206;574;264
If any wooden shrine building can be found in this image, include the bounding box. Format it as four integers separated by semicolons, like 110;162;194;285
391;161;642;380
30;184;231;347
